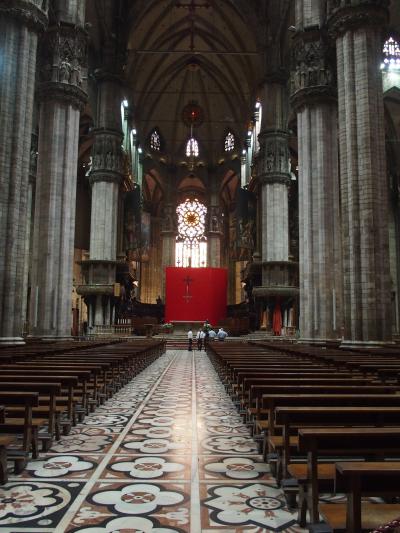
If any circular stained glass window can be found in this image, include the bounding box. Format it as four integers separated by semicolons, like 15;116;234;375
176;199;207;244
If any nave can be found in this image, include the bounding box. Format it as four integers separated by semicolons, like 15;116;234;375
0;350;305;532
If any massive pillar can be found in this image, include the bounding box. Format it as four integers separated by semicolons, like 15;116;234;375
328;0;391;344
0;1;48;345
161;204;176;298
208;172;222;268
78;58;124;329
253;74;299;329
29;1;87;338
292;0;342;342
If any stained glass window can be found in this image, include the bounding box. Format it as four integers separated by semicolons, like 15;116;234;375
175;198;207;268
150;130;161;151
186;137;199;157
225;131;235;152
382;37;400;70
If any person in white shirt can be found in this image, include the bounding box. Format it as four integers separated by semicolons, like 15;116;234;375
187;329;193;351
217;327;228;341
208;329;217;340
196;328;204;351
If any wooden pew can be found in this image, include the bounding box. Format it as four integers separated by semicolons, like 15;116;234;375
292;427;400;526
0;392;39;473
319;462;400;533
273;406;400;482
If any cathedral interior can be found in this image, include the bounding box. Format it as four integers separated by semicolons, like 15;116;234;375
3;3;400;532
1;0;400;344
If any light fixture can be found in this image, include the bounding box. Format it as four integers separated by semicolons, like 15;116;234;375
132;128;137;135
122;99;129;108
138;146;143;154
255;101;261;109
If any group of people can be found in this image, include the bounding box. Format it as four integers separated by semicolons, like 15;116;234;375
187;323;228;351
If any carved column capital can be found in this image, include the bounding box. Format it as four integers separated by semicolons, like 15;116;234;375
89;129;125;185
328;0;389;38
290;29;337;111
37;22;88;109
208;206;223;235
160;204;177;234
0;0;48;32
257;130;291;186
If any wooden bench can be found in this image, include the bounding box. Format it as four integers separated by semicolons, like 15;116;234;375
273;406;400;483
318;462;400;533
291;427;400;526
0;392;39;473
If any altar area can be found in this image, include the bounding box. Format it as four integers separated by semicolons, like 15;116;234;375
165;267;228;327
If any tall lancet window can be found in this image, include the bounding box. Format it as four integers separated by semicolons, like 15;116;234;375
186;137;199;157
175;198;207;268
150;129;161;151
225;131;235;152
382;37;400;70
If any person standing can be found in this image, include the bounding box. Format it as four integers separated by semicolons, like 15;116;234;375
217;327;228;341
187;328;193;351
196;328;203;351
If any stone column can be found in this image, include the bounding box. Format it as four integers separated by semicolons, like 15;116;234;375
79;64;125;328
208;206;223;267
29;2;87;338
258;75;291;263
161;204;176;298
291;0;342;342
0;0;48;345
253;74;299;316
328;0;391;344
208;173;222;267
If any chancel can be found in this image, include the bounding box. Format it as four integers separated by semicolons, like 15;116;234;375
1;0;400;531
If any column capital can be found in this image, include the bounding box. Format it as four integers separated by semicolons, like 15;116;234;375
257;130;291;186
328;1;389;38
208;205;223;235
290;29;337;111
37;22;88;109
89;128;125;186
0;0;48;33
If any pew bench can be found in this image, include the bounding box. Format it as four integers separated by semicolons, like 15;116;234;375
318;462;400;533
289;427;400;526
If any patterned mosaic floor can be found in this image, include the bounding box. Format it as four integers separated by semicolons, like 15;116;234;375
0;350;307;532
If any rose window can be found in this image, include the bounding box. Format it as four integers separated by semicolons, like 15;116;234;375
175;198;207;267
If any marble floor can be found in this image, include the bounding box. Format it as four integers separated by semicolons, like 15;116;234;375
0;350;307;532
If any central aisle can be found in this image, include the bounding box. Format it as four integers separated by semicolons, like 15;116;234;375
1;350;305;532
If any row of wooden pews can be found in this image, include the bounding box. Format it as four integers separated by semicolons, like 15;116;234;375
0;338;166;484
207;341;400;533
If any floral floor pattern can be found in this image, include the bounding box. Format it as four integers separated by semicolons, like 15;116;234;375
0;350;307;532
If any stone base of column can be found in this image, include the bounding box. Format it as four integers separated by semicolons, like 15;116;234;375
0;337;25;346
340;340;395;349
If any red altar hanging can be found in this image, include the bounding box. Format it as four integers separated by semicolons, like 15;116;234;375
165;267;228;325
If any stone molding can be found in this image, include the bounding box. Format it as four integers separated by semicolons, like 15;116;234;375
328;1;389;38
0;0;48;32
89;128;124;185
36;81;87;110
257;130;291;185
290;30;337;110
